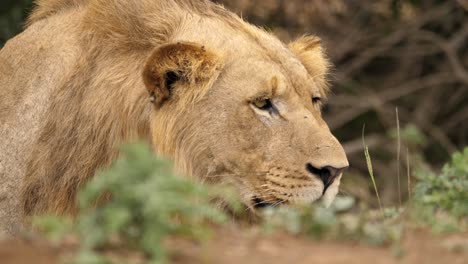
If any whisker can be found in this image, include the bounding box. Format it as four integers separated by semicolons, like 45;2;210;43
203;171;269;178
271;199;287;207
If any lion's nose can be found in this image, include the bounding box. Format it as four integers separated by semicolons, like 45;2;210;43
306;163;348;191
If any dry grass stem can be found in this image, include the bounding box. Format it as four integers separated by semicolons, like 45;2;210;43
396;108;401;208
406;147;411;200
362;125;383;217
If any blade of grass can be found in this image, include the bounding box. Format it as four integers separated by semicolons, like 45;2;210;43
362;124;383;217
406;147;411;200
396;108;401;208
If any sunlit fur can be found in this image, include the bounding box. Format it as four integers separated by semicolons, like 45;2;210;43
0;0;348;235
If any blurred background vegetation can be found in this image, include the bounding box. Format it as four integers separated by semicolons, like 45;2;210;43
1;0;467;208
0;0;32;46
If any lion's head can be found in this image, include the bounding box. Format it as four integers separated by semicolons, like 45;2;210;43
143;36;348;208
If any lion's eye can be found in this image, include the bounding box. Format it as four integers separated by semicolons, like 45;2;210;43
252;98;273;111
312;96;322;104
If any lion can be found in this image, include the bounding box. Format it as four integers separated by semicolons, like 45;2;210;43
0;0;348;236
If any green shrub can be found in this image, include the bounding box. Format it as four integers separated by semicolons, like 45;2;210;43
412;147;468;232
35;143;241;264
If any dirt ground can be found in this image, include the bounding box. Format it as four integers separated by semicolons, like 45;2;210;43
1;227;466;264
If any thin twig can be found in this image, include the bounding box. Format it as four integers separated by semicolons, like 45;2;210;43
406;147;411;200
329;72;455;129
396;108;401;208
414;28;468;86
336;3;453;81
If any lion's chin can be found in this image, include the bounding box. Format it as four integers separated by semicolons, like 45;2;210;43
320;175;343;207
321;186;339;207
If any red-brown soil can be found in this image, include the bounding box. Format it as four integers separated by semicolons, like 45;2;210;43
1;228;466;264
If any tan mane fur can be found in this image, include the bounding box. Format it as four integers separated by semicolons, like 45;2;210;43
28;0;247;47
27;0;86;25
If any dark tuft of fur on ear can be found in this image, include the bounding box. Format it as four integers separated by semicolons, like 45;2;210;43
143;42;222;107
164;71;180;92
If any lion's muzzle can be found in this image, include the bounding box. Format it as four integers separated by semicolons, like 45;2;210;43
306;163;348;194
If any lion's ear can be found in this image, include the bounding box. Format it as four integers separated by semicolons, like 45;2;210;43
143;42;222;107
288;36;331;95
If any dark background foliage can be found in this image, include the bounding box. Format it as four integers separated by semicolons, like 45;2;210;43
1;0;467;207
0;0;32;46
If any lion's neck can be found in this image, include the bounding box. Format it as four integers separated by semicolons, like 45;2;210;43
22;49;152;217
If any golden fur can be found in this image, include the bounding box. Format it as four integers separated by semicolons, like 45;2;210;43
0;0;348;235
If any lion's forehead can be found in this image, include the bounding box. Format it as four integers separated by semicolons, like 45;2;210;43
220;54;312;97
177;12;313;91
